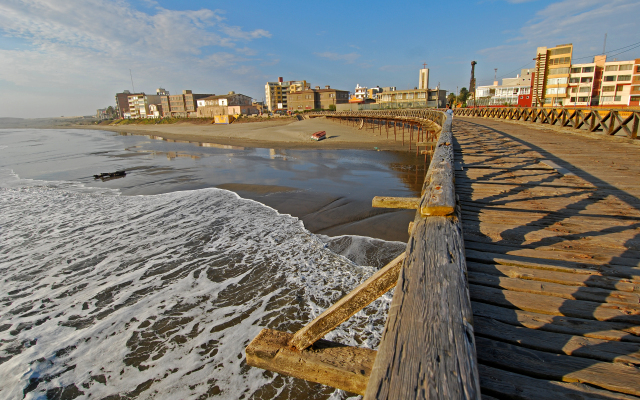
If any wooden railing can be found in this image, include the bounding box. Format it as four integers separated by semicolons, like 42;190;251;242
454;107;640;139
245;112;481;399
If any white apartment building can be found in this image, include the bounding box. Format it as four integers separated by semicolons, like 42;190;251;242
475;69;532;106
127;94;161;119
600;60;635;106
354;84;368;100
567;63;597;106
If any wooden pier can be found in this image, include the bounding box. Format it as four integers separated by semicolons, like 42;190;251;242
245;110;640;399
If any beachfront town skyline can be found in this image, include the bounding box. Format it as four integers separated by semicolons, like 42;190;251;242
99;42;640;121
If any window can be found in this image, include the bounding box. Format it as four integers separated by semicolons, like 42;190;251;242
549;67;569;75
545;87;566;95
571;87;578;93
635;76;640;82
631;96;640;101
580;77;593;83
582;66;594;73
571;67;581;73
569;77;580;83
601;96;613;102
603;76;616;82
550;47;571;56
418;92;426;99
618;75;631;81
579;87;590;92
578;97;589;102
637;66;640;73
633;86;640;92
570;97;576;102
547;77;568;85
602;86;615;92
614;96;621;101
605;65;618;72
619;64;632;71
544;98;552;104
616;85;625;91
407;93;414;99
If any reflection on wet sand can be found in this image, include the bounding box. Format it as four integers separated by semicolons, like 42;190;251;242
119;132;246;150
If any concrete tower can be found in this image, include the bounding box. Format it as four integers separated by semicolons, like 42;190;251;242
419;66;429;90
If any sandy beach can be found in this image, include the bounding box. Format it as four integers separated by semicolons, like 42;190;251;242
84;117;415;151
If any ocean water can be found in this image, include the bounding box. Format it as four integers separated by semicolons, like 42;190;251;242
0;129;412;399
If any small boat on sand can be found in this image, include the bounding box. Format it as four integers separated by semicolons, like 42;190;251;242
311;131;326;141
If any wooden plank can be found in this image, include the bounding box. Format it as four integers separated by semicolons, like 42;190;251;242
465;249;640;282
365;206;481;399
466;261;640;294
479;364;639;400
290;252;405;351
468;270;640;306
372;196;420;210
417;141;437;147
246;328;375;396
475;336;640;396
471;301;640;342
474;315;640;365
469;284;640;324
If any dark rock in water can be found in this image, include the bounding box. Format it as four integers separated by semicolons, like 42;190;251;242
93;170;126;181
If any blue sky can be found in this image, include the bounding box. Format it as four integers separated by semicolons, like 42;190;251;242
1;0;639;118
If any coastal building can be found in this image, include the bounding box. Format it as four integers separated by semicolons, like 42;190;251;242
115;90;142;118
148;104;163;118
287;86;349;111
376;88;446;108
196;92;256;117
566;57;602;107
632;58;640;107
128;93;162;119
265;78;307;111
96;108;112;120
533;43;573;107
474;69;533;106
599;59;635;106
160;90;213;118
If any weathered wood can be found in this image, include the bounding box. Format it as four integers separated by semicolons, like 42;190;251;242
474;316;640;365
479;364;640;400
365;210;481;399
466;261;640;295
475;336;640;396
246;329;376;396
468;270;640;306
372;196;421;210
419;127;456;217
471;300;640;341
417;141;437;147
290;252;405;351
469;284;640;324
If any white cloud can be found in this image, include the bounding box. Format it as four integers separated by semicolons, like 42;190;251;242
0;0;272;117
478;0;640;63
314;51;360;64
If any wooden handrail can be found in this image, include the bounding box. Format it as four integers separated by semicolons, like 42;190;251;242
364;114;480;399
452;107;639;139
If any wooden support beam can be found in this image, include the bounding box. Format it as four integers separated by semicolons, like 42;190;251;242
372;196;421;209
417;141;437;147
290;252;406;351
364;205;481;399
246;329;376;396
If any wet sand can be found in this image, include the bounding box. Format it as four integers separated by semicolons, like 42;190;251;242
89;118;425;242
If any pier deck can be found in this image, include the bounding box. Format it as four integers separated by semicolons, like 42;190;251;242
455;118;640;399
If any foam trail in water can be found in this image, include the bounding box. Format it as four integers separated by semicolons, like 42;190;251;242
0;170;394;399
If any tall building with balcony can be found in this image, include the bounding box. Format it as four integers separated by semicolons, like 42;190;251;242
287;85;349;111
265;78;307;111
599;60;635;106
533;43;573;107
127;93;162;119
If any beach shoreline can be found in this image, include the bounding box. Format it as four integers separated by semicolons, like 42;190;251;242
68;117;416;152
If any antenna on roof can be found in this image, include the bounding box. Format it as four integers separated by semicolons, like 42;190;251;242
129;69;136;93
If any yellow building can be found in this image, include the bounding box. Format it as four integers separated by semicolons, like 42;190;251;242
533;44;573;106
